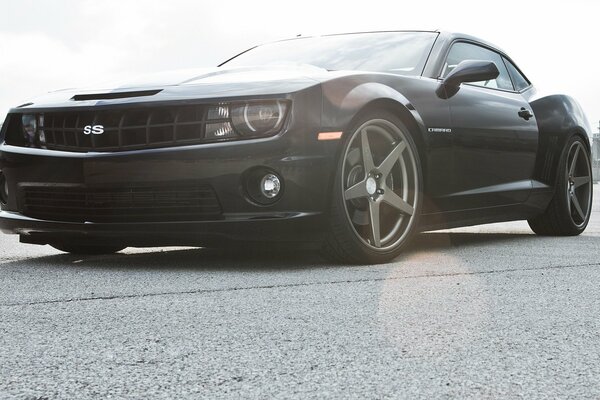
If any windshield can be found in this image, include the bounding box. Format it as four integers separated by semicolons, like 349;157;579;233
221;31;438;76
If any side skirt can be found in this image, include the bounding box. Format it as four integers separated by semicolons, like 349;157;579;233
419;183;554;231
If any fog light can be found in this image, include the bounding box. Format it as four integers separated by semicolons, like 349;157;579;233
243;167;284;205
0;172;7;205
261;174;281;199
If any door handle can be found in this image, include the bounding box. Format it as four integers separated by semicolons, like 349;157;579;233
518;107;534;120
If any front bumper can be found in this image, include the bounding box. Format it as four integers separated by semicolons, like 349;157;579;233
0;210;326;247
0;123;340;246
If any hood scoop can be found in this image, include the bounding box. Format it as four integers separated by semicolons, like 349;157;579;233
71;89;162;101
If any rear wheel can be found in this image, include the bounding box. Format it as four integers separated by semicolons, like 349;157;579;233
51;243;126;255
322;111;422;264
528;135;593;235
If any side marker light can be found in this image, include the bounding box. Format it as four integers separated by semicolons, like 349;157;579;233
317;131;343;141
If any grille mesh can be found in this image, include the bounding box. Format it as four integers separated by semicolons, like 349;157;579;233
28;105;232;152
20;182;222;223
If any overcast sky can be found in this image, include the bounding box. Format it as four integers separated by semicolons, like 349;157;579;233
1;0;598;133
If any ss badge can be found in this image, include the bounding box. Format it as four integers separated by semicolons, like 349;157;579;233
83;125;104;135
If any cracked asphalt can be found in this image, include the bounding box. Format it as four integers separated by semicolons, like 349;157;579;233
1;184;599;399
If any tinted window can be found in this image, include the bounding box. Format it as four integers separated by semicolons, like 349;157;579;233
503;58;531;91
222;32;438;76
443;42;514;91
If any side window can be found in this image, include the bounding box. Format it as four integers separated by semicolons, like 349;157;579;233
503;58;531;91
442;42;514;91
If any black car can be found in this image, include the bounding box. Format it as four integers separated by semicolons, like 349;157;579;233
0;31;593;263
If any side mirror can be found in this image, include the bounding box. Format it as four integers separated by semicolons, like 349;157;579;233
436;60;500;99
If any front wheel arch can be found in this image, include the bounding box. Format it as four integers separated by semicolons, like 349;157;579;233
348;99;427;174
327;100;428;210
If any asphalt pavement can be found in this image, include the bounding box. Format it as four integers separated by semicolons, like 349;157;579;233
1;185;600;399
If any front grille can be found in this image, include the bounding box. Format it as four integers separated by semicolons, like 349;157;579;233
9;104;237;152
43;105;215;152
20;182;222;223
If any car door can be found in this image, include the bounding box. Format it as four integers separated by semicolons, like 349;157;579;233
438;42;539;211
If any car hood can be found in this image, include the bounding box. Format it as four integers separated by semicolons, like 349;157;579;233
15;65;343;110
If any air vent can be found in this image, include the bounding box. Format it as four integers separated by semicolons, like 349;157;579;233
20;182;222;223
71;89;162;101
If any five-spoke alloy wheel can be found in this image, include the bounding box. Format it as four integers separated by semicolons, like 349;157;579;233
529;135;593;236
323;111;422;264
565;140;593;228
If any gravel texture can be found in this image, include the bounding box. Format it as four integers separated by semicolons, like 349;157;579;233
1;184;599;399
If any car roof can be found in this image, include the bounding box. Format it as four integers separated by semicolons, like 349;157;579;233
271;30;508;57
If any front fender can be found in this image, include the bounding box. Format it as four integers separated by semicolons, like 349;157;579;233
320;79;427;138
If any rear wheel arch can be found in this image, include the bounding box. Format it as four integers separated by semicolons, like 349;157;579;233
530;94;592;186
572;129;591;152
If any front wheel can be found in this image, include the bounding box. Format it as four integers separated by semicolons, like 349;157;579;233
322;111;423;264
528;135;593;236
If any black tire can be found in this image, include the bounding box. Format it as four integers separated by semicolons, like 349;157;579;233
51;243;126;255
528;135;593;236
322;110;423;264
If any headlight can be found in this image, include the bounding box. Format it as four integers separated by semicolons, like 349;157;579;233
204;100;288;141
230;100;287;137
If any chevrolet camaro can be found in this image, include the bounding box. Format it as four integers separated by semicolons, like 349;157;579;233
0;31;593;263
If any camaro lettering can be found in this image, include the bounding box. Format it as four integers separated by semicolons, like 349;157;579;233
428;127;452;133
83;125;104;135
